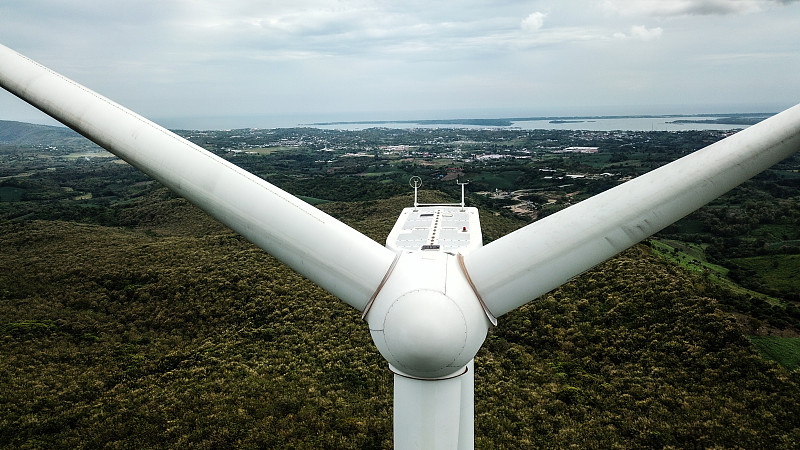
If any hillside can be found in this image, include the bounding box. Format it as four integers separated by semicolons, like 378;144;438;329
2;187;799;448
0;120;90;147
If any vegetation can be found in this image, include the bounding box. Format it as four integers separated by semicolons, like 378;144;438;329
1;122;799;447
750;336;800;371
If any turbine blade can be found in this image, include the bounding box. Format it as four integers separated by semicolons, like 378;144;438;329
0;44;395;311
393;361;474;449
464;103;800;317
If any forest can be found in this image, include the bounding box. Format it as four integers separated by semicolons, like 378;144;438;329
1;121;799;448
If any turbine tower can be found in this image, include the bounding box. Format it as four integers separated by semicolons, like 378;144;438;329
2;43;800;449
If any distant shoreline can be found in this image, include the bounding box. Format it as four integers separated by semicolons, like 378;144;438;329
666;117;769;126
307;112;774;128
2;111;776;132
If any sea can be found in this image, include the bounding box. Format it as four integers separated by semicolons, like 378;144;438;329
306;116;753;132
150;111;776;132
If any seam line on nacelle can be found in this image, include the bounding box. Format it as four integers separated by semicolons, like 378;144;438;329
457;253;498;326
361;251;402;320
390;364;469;381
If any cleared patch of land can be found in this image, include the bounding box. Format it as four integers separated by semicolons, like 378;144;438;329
749;336;800;370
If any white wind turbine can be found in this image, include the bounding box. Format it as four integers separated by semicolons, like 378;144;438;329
2;43;800;449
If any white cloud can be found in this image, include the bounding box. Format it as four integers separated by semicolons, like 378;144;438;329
1;0;799;124
612;25;663;41
521;12;547;31
630;25;663;40
601;0;790;16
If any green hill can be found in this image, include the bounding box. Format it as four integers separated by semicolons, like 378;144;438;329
2;189;799;448
0;120;86;146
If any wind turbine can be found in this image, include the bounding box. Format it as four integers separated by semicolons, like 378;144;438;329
2;43;800;449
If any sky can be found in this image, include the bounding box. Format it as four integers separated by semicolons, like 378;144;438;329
1;0;800;128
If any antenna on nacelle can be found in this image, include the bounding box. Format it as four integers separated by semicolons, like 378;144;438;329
409;176;423;207
408;176;471;209
457;179;469;209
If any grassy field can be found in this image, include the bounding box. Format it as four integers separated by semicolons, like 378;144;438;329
751;223;800;242
0;186;24;202
648;238;782;305
296;195;331;206
649;239;728;276
243;146;297;154
468;171;522;190
749;336;800;370
65;151;116;159
733;254;800;293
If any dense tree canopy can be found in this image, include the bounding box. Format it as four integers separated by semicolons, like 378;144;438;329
2;190;799;448
1;123;798;447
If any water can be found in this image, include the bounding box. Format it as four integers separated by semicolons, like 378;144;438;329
302;115;758;132
509;116;751;132
157;112;769;132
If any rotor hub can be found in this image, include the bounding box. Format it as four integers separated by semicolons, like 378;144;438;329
378;289;468;378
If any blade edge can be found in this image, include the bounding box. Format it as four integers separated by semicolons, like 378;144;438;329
0;43;395;310
464;103;800;317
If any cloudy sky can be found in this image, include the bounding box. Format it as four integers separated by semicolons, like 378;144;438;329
1;0;799;128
